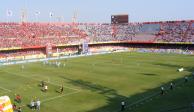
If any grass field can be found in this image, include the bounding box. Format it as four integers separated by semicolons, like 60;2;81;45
0;52;194;112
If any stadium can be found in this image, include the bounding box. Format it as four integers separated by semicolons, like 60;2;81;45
0;1;194;112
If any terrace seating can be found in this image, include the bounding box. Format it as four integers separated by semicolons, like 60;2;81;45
155;21;194;42
0;21;193;49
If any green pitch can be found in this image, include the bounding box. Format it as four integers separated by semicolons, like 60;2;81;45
0;52;194;112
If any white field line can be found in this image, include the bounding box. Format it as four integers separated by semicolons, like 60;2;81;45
0;90;12;96
2;70;80;91
111;92;160;112
28;74;81;91
0;86;12;92
112;78;189;112
15;91;82;108
42;90;81;103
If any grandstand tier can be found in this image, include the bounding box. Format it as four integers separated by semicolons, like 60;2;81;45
0;20;193;60
0;20;193;49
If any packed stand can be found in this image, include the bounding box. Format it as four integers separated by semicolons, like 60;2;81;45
79;23;143;42
133;48;194;55
0;21;194;49
0;22;86;48
155;21;194;42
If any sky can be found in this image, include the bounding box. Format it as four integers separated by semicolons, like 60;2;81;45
0;0;194;23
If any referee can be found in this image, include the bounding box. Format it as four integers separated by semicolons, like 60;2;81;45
121;101;125;111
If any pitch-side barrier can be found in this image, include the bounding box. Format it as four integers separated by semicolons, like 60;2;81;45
0;50;128;66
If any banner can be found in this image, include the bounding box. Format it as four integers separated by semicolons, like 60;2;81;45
35;11;40;16
6;10;13;17
0;96;13;112
49;12;53;18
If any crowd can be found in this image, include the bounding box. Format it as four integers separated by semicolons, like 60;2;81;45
89;46;128;53
155;22;194;42
0;50;44;58
0;47;79;61
0;22;86;48
134;48;194;55
52;47;77;53
0;22;86;38
52;47;78;56
81;23;143;42
0;21;193;49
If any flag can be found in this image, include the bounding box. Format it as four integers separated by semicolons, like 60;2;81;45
6;10;13;17
35;11;40;16
49;12;53;18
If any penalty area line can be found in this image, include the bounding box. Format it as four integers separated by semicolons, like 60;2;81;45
42;90;81;103
2;70;80;92
0;91;12;96
0;86;12;92
29;74;80;91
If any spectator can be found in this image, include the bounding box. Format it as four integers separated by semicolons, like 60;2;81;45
12;103;17;111
17;106;22;112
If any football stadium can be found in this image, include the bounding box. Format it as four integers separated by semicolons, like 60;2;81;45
0;1;194;112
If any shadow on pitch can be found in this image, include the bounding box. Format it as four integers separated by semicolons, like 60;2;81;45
140;73;158;76
61;76;118;96
154;63;182;68
60;71;194;112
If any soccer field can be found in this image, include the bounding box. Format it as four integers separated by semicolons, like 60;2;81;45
0;52;193;112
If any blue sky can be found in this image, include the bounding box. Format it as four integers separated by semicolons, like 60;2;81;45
0;0;193;23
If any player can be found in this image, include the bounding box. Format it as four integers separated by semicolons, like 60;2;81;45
60;85;64;94
21;65;24;70
161;87;164;95
43;85;48;92
170;82;174;90
53;62;55;66
184;76;188;83
63;63;66;67
15;94;22;103
56;62;60;67
36;99;41;110
41;80;45;87
30;100;35;110
55;61;58;67
192;102;194;110
58;62;61;67
192;72;194;79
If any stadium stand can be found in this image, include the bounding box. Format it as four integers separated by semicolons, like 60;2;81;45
0;20;193;61
0;21;193;47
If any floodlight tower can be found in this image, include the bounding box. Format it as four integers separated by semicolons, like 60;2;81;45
21;9;28;23
72;10;78;23
21;0;28;23
71;10;78;35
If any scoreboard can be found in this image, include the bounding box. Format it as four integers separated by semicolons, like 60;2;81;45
111;14;128;24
